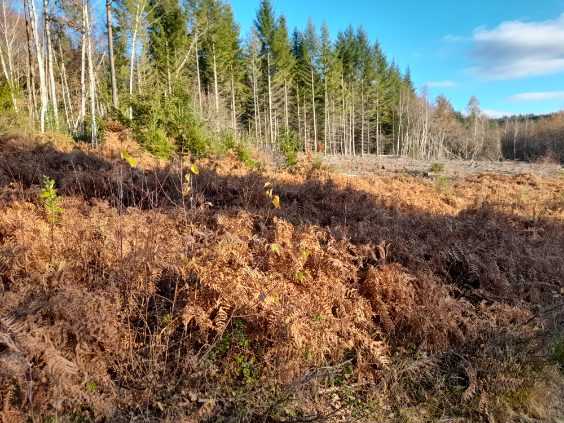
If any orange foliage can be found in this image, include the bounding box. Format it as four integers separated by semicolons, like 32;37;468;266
0;135;562;421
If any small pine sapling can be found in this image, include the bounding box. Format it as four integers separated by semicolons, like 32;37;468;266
40;177;62;226
40;177;62;263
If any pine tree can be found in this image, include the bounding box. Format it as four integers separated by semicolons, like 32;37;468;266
254;0;276;56
271;16;294;134
147;0;188;94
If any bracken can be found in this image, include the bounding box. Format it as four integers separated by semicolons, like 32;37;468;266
0;134;562;422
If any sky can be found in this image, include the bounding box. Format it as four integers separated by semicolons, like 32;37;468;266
229;0;564;117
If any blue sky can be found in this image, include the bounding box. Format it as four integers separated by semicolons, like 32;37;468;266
230;0;564;117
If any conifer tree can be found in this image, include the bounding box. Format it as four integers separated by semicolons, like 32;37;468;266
147;0;188;94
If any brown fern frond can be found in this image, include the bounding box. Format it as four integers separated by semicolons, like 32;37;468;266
462;365;478;402
43;343;79;380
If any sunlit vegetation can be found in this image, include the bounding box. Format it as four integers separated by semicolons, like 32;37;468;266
0;133;562;421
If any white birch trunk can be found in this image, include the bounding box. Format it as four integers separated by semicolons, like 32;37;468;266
212;43;219;115
85;1;97;145
44;0;59;129
28;0;47;132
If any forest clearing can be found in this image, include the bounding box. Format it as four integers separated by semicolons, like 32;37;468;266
0;130;563;421
324;155;563;178
1;0;564;420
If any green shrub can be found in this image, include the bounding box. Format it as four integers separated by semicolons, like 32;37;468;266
209;131;260;169
73;116;106;145
234;354;257;385
430;162;445;173
552;336;564;369
435;175;451;193
220;130;238;152
136;125;175;159
0;82;24;132
312;155;324;170
279;131;300;167
128;92;210;158
235;144;256;167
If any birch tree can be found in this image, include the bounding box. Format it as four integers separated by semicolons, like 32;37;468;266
26;0;48;132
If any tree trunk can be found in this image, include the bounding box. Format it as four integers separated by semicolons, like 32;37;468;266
57;42;72;130
303;93;308;152
0;0;17;112
44;0;59;129
267;53;273;146
251;52;258;141
23;0;36;123
341;76;346;155
284;78;289;133
78;16;86;131
310;66;317;152
195;32;202;113
106;0;119;109
85;1;97;145
360;82;365;157
351;84;355;156
323;77;327;154
212;43;219;115
376;95;380;155
128;0;143;118
27;0;47;132
230;72;236;135
296;84;301;142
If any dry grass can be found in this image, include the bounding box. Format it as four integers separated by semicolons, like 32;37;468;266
0;134;563;422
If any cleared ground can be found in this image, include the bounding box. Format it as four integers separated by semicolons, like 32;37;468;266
323;154;563;178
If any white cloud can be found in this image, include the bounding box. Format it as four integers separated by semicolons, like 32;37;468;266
482;109;513;118
425;80;457;88
470;14;564;79
509;91;564;101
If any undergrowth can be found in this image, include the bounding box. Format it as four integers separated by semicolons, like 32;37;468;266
0;133;562;422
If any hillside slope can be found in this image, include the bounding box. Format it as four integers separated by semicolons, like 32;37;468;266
0;134;563;422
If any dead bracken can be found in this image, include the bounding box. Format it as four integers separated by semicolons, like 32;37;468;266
0;134;563;422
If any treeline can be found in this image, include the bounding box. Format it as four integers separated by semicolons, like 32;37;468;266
500;113;564;163
1;0;559;162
